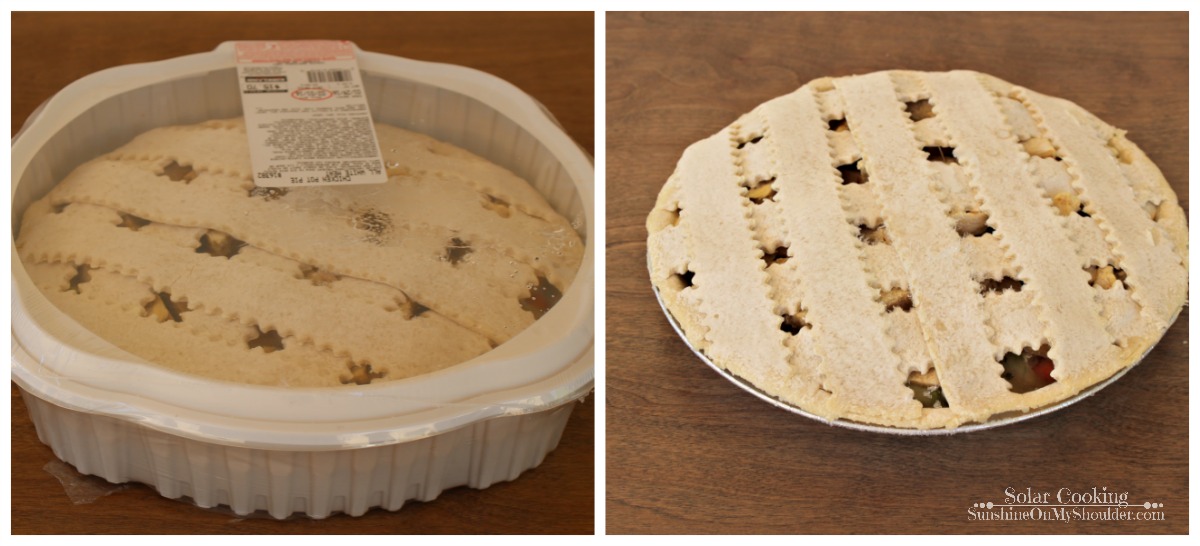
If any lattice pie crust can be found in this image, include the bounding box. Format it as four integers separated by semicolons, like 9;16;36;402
647;70;1187;429
18;118;583;387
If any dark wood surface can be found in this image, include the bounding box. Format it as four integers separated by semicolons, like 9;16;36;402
606;12;1187;534
10;11;593;534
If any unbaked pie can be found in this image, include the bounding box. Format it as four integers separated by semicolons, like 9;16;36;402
17;118;584;387
646;70;1187;429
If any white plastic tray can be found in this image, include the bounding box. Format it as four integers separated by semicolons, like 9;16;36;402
10;42;594;518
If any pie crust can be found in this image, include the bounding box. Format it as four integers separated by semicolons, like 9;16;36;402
17;118;584;387
646;70;1187;429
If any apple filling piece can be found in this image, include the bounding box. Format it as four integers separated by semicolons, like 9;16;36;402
1085;265;1127;290
880;287;913;313
1000;345;1056;393
746;178;777;204
906;369;948;408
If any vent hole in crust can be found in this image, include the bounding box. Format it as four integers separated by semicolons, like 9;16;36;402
482;194;512;218
1000;345;1055;394
341;362;386;385
444;237;474;265
923;146;959;164
828;118;849;132
1020;137;1062;161
298;264;340;286
780;311;811;335
520;275;562;319
196;230;247;258
247;326;284;353
881;288;913;313
144;292;189;323
736;135;764;149
838;161;868;185
906;369;948;408
980;276;1024;295
905;99;936;122
65;264;93;294
858;223;891;245
51;202;70;214
160;160;198;183
762;245;789;267
249;187;288;200
746;178;777;204
673;270;696;290
408;300;430;319
1085;265;1127;290
117;212;151;231
952;209;993;237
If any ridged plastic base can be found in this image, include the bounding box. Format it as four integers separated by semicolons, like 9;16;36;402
20;388;575;519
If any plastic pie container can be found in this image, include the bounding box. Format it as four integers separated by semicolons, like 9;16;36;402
10;42;594;518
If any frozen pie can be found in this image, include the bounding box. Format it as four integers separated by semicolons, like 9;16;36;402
646;70;1187;429
17;118;583;387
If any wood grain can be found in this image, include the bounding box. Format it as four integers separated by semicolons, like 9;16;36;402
606;12;1187;534
11;11;593;534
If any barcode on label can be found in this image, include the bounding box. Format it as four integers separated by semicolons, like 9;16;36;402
306;69;353;83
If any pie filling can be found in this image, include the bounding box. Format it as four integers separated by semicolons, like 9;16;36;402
906;369;948;408
1000;345;1056;394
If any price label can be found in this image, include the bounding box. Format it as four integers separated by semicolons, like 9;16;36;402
235;40;387;187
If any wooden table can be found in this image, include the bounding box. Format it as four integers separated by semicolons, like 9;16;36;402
11;11;593;534
606;12;1187;534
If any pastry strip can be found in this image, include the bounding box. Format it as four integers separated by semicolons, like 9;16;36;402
671;134;795;395
837;72;1012;418
759;90;917;420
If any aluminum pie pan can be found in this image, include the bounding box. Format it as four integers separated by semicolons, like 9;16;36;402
648;255;1178;436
